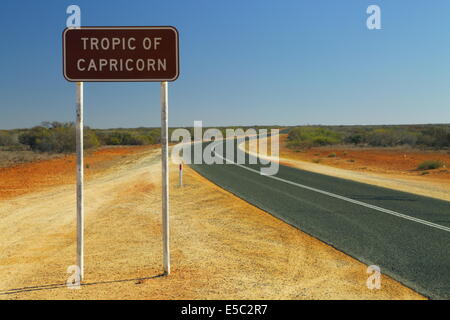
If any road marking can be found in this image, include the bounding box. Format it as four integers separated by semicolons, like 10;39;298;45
211;143;450;233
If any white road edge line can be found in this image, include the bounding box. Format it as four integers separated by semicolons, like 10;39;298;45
211;143;450;233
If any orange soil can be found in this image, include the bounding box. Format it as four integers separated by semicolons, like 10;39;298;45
280;135;450;181
0;146;152;200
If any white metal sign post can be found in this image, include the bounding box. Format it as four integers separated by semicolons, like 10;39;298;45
161;81;170;275
63;27;179;280
76;81;84;281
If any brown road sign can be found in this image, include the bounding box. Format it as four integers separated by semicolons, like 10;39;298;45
63;26;179;82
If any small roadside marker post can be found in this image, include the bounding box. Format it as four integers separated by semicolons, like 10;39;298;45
179;163;183;187
75;81;84;281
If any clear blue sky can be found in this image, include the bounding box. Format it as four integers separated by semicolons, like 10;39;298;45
1;0;449;129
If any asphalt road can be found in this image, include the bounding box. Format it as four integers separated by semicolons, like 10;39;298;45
189;138;450;299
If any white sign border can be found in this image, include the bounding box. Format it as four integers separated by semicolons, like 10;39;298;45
63;26;180;82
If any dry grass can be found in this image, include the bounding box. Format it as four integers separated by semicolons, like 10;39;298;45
0;147;424;299
0;150;60;168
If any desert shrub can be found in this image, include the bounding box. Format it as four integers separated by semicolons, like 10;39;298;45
18;122;99;153
343;130;368;145
0;132;19;146
340;126;433;147
365;128;417;147
328;153;337;157
417;127;450;149
417;160;444;170
84;130;101;149
345;133;364;145
19;126;52;150
367;129;397;147
287;127;342;149
96;130;158;146
398;131;419;146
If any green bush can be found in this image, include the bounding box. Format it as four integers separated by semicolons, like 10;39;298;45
0;132;19;146
367;129;397;147
18;122;99;153
328;153;337;157
339;125;449;148
19;126;48;150
344;132;366;145
17;123;162;153
96;130;159;146
417;127;450;149
287;127;342;149
417;160;444;170
84;131;101;149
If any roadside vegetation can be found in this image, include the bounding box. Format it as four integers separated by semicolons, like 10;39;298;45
1;122;448;168
3;123;449;153
417;160;444;171
0;122;282;167
286;127;342;149
287;124;450;150
0;122;161;154
0;122;162;167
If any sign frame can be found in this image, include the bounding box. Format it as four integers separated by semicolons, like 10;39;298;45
63;26;180;82
63;25;178;281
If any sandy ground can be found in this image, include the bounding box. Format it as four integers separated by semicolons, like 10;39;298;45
0;146;153;200
0;146;424;299
243;135;450;201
